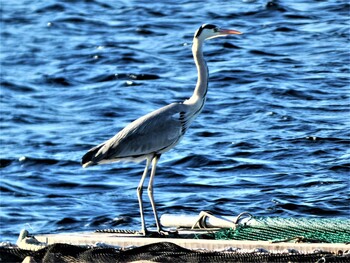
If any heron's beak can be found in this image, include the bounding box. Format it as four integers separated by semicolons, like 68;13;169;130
218;29;242;35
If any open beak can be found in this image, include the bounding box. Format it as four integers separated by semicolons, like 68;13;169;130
218;28;242;35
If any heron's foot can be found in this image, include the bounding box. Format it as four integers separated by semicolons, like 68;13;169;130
146;230;168;237
138;227;178;237
157;229;169;236
138;229;161;237
138;227;149;236
155;228;178;237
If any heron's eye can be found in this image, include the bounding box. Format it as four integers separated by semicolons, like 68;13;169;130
214;27;219;33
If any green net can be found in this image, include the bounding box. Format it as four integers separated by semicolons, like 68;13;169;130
214;217;350;243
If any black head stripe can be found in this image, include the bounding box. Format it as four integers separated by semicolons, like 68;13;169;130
195;24;217;38
203;24;216;29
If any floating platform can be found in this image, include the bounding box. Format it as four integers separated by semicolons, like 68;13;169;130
33;230;349;253
4;212;350;262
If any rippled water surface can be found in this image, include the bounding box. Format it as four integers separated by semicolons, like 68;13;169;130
1;0;349;242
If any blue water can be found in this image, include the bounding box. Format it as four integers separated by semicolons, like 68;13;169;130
1;0;349;242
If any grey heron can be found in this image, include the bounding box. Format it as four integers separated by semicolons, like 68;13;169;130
82;24;242;235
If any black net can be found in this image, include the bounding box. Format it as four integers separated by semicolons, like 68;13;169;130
1;242;349;263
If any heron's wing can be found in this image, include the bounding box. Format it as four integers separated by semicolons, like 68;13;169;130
85;103;187;164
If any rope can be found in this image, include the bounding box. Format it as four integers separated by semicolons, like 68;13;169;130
95;229;138;234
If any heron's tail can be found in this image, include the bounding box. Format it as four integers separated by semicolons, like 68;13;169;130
81;143;105;168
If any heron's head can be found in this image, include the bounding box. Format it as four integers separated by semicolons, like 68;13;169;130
194;24;242;41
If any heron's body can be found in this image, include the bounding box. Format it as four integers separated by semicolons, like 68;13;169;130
82;24;241;235
82;102;187;165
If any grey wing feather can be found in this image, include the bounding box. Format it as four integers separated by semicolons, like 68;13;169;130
82;103;187;166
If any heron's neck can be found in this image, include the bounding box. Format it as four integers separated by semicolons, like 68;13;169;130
188;38;208;103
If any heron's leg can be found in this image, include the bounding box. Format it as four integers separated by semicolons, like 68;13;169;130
148;154;163;233
137;158;150;235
